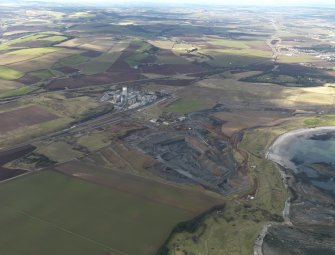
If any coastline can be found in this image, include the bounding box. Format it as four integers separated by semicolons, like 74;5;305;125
266;126;335;171
255;126;335;255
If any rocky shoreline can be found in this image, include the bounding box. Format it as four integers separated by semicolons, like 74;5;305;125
255;127;335;255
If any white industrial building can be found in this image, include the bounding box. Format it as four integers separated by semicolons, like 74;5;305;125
100;86;158;109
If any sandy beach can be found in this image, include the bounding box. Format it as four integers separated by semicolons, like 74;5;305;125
266;126;335;171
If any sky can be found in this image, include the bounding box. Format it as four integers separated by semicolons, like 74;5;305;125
21;0;335;6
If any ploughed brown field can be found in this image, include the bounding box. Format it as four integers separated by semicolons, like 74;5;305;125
0;168;26;181
47;58;145;90
55;66;79;74
16;74;41;85
80;50;102;57
0;145;35;181
0;105;58;133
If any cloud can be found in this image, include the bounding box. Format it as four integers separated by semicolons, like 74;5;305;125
20;0;335;6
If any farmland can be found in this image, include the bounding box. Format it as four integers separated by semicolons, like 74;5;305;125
29;69;55;80
165;99;210;114
0;170;192;255
0;86;39;98
55;160;224;214
0;32;68;50
0;66;23;80
0;105;58;134
0;3;335;255
0;80;23;92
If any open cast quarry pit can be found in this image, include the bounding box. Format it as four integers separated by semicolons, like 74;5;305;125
123;111;249;195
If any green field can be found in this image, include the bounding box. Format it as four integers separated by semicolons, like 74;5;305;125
0;86;38;98
245;73;299;86
77;133;110;151
77;52;122;74
125;41;156;67
206;53;267;67
200;38;272;68
30;69;55;80
0;66;24;80
165;99;210;114
0;170;191;255
277;54;318;63
219;48;271;58
0;32;67;50
0;44;11;51
54;54;91;67
207;38;250;49
9;32;63;44
36;141;83;163
303;115;335;126
8;47;59;56
42;35;67;42
54;52;121;74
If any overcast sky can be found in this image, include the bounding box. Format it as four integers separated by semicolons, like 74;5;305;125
29;0;335;6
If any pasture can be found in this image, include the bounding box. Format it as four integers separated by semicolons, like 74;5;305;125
202;38;272;67
56;160;224;214
8;47;59;56
29;69;55;80
8;48;81;72
124;40;156;67
165;98;210;114
54;54;91;67
0;86;39;98
35;141;83;163
0;66;23;80
0;80;23;92
0;105;58;133
0;170;193;255
76;51;123;74
0;48;60;66
0;32;68;50
213;110;291;136
195;74;335;109
205;53;267;67
277;54;318;63
207;38;251;49
77;132;111;151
